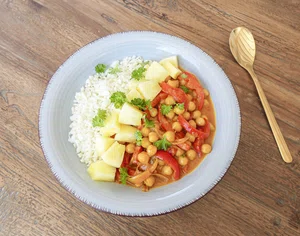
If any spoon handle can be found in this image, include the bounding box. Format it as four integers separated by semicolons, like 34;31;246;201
247;67;293;163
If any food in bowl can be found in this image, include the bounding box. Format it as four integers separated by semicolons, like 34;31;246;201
69;55;216;191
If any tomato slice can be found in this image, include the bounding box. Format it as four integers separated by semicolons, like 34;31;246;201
178;115;208;139
193;137;204;156
158;106;172;131
121;152;132;167
151;92;168;107
160;82;189;109
181;71;205;110
155;151;180;180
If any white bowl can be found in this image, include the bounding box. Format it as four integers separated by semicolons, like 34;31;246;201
39;31;241;216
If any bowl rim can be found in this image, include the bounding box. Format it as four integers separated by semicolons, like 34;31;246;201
39;30;241;216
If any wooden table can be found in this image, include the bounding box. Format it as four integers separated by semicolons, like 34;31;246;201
1;1;299;235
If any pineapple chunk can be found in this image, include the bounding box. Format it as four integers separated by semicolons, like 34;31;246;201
119;102;143;126
87;160;116;181
126;88;144;101
145;61;169;83
161;61;182;79
159;55;179;68
137;80;162;101
95;136;115;157
102;141;125;168
115;125;137;142
100;111;121;137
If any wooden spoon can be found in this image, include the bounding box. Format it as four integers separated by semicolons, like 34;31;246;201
229;27;292;163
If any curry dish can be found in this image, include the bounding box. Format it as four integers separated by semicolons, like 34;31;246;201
82;56;216;191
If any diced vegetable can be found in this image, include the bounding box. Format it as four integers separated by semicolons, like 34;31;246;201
159;55;178;68
137;80;162;100
114;125;138;142
102;141;125;168
119;102;144;126
95;136;115;157
161;61;182;79
87;160;116;181
100;111;121;137
145;61;169;83
126;88;144;101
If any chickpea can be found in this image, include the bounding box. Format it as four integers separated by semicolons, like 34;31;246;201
167;79;179;88
126;143;135;154
174;106;184;115
142;137;151;148
186;149;197;160
158;160;165;166
183;111;191;120
192;91;197;98
176;148;184;157
144;176;156;187
187;94;193;101
162;165;173;176
172;116;178;122
178;156;188;166
138;151;150;164
149;108;158;117
141;127;150;137
165;110;175;119
147;145;157;156
172;121;182;132
210;123;215;131
189;120;197;128
201;144;212;154
164;131;175;142
188;101;196;112
204;99;209;107
148;132;159;143
186;133;196;142
203;88;209;97
196;117;206;126
165;95;176;105
180;79;186;86
192;110;201;119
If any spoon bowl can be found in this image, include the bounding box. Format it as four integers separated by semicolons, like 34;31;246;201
229;27;292;163
229;27;256;69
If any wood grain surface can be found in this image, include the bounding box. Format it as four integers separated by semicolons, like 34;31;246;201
0;0;299;235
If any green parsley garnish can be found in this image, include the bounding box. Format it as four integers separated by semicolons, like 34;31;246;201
130;98;152;111
135;130;143;146
119;167;129;185
131;66;146;81
154;136;171;151
109;65;121;74
180;85;189;94
110;91;127;108
95;64;106;73
144;116;154;128
92;109;107;127
175;103;184;110
161;104;173;115
181;73;188;79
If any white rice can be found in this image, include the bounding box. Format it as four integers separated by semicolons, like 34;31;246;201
68;56;148;165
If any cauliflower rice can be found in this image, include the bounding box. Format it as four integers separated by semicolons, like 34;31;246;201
68;56;148;165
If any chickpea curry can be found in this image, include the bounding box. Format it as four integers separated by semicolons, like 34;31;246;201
87;56;216;192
